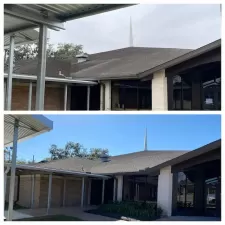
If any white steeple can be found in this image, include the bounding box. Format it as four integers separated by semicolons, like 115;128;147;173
129;16;134;47
144;128;148;151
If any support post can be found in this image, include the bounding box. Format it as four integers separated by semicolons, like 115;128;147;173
31;174;35;208
64;84;68;111
63;177;66;207
87;86;90;110
113;178;116;202
100;83;104;110
4;80;7;110
47;173;52;215
28;81;33;110
7;119;19;221
35;24;48;110
81;177;85;208
4;166;11;206
116;175;123;201
6;35;15;110
102;179;105;204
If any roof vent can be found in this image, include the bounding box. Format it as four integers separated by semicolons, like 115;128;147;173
100;152;110;163
76;53;88;63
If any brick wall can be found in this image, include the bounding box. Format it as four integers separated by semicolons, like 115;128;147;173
10;82;65;110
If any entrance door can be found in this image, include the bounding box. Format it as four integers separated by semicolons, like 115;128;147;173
204;177;221;217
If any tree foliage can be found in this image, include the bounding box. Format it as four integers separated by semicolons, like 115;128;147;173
47;142;109;161
4;42;84;63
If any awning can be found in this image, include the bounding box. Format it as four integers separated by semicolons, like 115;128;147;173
4;4;132;34
4;115;53;146
4;27;39;49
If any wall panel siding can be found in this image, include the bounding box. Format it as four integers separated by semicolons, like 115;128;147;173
65;178;82;207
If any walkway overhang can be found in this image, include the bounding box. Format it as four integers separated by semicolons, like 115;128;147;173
4;28;39;49
4;4;132;34
4;115;53;146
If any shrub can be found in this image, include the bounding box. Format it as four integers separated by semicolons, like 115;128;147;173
98;200;163;220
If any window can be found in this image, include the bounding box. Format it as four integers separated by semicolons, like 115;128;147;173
177;172;195;209
123;175;158;202
111;80;152;110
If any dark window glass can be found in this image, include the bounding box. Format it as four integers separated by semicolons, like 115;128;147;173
177;172;194;209
123;175;158;202
111;80;152;110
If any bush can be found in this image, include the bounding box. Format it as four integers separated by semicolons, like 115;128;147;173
98;201;163;220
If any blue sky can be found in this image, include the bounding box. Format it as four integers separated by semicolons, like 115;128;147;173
16;114;221;162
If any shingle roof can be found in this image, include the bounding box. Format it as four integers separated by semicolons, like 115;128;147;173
34;150;188;175
71;47;191;80
4;46;191;80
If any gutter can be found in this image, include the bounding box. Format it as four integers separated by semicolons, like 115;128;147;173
4;73;97;85
4;163;110;180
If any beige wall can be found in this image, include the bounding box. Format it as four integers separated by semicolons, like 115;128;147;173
6;174;93;209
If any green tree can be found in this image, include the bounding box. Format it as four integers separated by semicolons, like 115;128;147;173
49;142;87;160
47;142;109;161
53;43;83;60
5;42;84;63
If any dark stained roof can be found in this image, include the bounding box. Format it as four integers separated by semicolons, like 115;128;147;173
6;39;220;81
70;47;191;80
34;150;187;175
4;46;191;80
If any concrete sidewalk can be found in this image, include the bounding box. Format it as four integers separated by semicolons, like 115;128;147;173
15;207;124;221
157;216;221;221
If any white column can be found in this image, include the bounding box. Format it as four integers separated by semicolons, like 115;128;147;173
47;174;52;215
116;175;123;201
28;81;33;110
152;70;168;111
101;179;105;204
157;166;173;216
100;83;104;110
7;119;19;221
63;177;66;207
6;35;15;110
104;80;111;110
35;24;48;110
64;84;68;111
31;174;35;208
87;86;90;110
81;177;85;208
113;178;116;202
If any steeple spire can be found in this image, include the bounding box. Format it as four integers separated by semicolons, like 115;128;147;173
129;16;134;47
144;128;148;151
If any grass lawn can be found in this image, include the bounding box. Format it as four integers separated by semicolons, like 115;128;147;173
16;215;82;221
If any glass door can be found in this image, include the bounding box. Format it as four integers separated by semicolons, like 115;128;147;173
205;177;221;217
